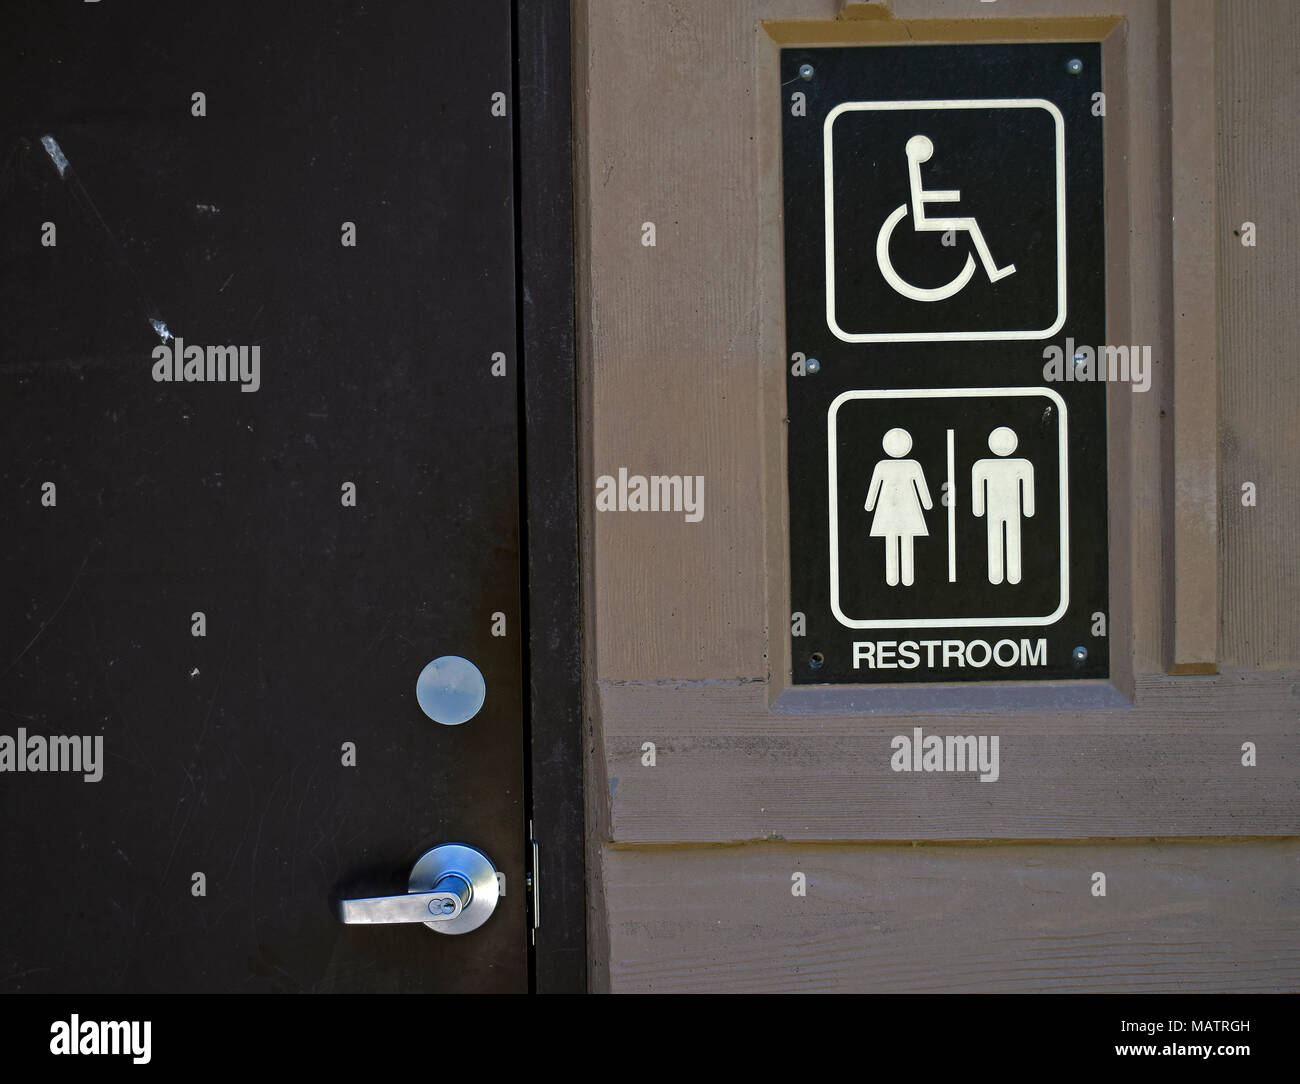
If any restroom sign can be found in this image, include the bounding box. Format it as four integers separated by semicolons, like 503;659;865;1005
781;42;1109;685
829;388;1068;629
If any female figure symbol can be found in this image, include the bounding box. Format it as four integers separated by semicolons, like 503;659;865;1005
864;427;933;587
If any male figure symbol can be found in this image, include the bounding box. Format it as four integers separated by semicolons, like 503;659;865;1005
972;426;1035;585
865;427;933;587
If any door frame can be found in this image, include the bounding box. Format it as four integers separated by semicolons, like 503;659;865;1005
515;0;586;994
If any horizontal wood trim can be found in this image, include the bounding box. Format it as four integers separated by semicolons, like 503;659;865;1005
600;669;1300;841
603;838;1300;992
763;15;1124;46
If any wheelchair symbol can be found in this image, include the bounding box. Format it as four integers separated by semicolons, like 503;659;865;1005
875;135;1017;303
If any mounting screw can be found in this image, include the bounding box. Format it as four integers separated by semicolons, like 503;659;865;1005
1071;645;1088;664
809;652;825;669
1073;351;1087;365
1066;58;1084;75
799;63;815;81
806;358;821;374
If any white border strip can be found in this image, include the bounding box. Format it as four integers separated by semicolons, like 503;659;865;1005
827;386;1069;629
823;99;1067;343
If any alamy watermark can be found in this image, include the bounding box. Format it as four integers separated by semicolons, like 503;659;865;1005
595;468;704;522
0;728;103;782
152;336;261;393
50;1016;150;1064
890;726;1000;783
1042;337;1151;393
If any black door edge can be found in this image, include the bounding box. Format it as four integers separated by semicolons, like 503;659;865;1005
513;0;587;995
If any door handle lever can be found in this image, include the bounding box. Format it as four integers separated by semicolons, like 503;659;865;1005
335;843;499;934
337;883;468;925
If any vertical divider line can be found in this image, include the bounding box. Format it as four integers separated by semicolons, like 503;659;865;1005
947;428;956;582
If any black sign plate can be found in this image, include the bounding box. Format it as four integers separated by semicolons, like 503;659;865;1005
782;43;1109;685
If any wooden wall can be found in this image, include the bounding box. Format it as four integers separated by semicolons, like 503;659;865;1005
603;840;1300;992
573;0;1299;992
1216;0;1300;668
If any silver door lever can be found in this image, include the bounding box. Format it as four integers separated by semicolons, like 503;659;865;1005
335;843;499;934
337;881;468;924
